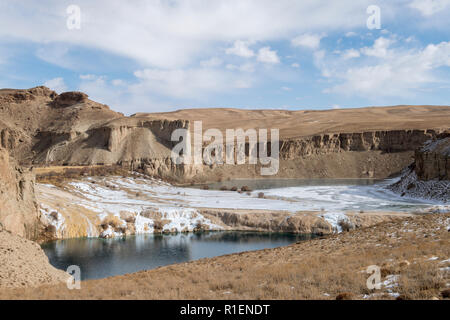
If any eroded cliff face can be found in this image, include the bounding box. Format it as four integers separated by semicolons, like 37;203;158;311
0;147;39;239
415;135;450;181
280;130;440;159
1;87;449;182
387;135;450;202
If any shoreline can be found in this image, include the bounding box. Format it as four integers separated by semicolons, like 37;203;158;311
2;212;448;299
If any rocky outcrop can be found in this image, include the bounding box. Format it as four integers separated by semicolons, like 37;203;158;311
200;209;333;235
388;135;450;202
0;147;39;239
415;135;450;181
52;91;88;108
1;86;449;182
279;130;440;159
0;229;69;288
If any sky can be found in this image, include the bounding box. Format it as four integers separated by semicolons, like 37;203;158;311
0;0;450;115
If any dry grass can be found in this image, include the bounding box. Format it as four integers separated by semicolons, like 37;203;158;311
36;165;133;185
0;213;448;300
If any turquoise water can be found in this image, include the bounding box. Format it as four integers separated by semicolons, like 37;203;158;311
42;232;314;280
195;178;381;190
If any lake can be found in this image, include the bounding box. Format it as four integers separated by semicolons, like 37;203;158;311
42;231;314;280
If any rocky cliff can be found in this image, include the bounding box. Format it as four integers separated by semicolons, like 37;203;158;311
415;135;450;180
0;147;39;239
2;87;450;182
388;135;450;202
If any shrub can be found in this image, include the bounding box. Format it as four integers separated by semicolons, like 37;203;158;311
338;220;353;232
335;292;353;300
258;192;265;199
153;220;163;231
49;211;59;220
441;289;450;299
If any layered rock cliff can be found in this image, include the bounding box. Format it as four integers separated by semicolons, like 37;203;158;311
0;147;39;239
388;135;450;202
415;135;450;180
2;87;449;183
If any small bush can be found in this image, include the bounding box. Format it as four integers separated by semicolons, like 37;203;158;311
338;220;353;232
45;225;56;234
441;289;450;298
153;220;164;231
258;192;265;198
49;211;59;220
335;292;353;300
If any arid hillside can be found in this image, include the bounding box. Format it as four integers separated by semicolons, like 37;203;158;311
138;105;450;139
1;87;450;182
1;213;448;300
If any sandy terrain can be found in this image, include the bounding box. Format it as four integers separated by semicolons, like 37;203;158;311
0;228;69;288
1;213;448;300
138;105;450;138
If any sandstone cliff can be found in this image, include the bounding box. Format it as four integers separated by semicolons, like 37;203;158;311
0;228;69;288
1;87;449;182
0;147;39;239
415;135;450;180
388;135;450;202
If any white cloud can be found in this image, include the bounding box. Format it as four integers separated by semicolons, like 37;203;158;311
257;47;280;64
321;38;450;98
44;77;67;93
79;74;98;80
342;48;360;60
226;63;255;72
0;1;379;69
112;79;125;86
291;63;300;68
225;40;255;58
409;0;450;16
133;67;253;99
200;57;223;68
345;31;357;37
291;33;324;49
361;37;394;58
281;86;291;91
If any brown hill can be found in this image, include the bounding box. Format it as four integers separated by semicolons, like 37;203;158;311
136;105;450;138
1;86;449;182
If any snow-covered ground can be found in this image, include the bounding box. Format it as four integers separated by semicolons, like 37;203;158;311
38;175;449;239
387;167;450;204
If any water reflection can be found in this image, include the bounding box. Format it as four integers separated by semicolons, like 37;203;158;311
42;232;313;280
196;178;381;190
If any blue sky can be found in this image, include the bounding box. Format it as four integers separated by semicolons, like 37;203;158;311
0;0;450;115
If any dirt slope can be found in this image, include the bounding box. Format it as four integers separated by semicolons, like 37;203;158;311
137;105;450;138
